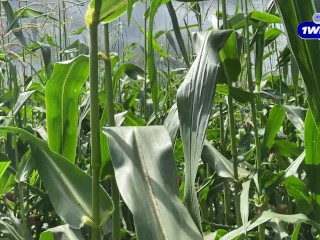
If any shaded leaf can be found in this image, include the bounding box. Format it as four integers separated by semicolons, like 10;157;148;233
0;127;113;228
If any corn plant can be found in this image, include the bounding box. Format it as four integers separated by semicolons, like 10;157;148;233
1;0;320;239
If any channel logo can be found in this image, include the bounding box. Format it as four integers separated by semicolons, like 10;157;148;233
297;13;320;39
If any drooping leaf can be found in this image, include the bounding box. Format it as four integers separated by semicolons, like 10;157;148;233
249;11;282;23
275;0;320;132
85;0;137;26
103;126;202;240
201;141;250;179
0;126;113;229
282;105;306;134
264;28;282;46
40;224;85;240
2;91;35;126
113;63;144;99
282;176;313;215
46;55;89;162
220;211;320;240
272;140;302;159
177;30;234;229
2;1;27;47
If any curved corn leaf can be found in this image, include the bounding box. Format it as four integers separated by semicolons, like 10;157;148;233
40;225;85;240
2;1;27;47
201;141;250;179
305;109;320;221
2;91;35;126
282;176;313;215
85;0;137;26
275;0;320;132
220;211;320;240
103;126;202;240
46;55;89;162
0;126;113;229
176;30;233;230
113;63;144;99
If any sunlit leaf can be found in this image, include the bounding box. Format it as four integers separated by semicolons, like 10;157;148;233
177;29;237;229
103;126;202;240
220;211;320;239
46;55;89;162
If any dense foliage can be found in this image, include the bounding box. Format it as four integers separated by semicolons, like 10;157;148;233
0;0;320;239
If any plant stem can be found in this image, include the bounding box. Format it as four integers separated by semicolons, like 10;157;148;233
143;0;148;120
221;0;242;227
13;134;27;239
104;23;121;240
89;0;102;239
220;103;230;225
244;0;264;238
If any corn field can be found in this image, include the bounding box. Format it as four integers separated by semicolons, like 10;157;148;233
0;0;320;239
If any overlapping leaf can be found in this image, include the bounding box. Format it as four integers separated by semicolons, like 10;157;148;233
275;0;320;132
0;127;113;228
103;126;202;240
176;30;234;229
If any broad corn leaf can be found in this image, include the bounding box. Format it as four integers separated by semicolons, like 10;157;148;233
103;126;202;240
46;55;89;162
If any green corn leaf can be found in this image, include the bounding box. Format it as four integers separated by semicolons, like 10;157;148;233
46;55;89;162
275;0;320;132
2;1;27;47
0;219;25;240
291;223;302;240
201;141;250;179
103;126;202;240
282;176;313;215
166;1;190;68
264;28;282;46
219;31;243;84
240;179;252;235
40;225;85;240
262;105;286;150
0;154;10;178
305;109;320;221
220;211;320;240
176;30;234;230
249;11;282;23
0;126;113;228
85;0;137;26
2;91;35;126
113;63;144;100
